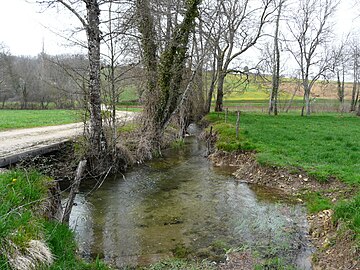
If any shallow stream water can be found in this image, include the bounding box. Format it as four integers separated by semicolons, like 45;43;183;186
70;126;313;269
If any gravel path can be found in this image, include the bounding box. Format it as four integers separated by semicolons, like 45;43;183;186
0;111;135;164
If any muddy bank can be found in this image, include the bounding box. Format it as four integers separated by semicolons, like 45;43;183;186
209;150;359;270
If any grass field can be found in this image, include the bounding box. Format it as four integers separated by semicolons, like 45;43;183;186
207;112;360;184
206;112;360;242
119;85;139;102
0;110;80;130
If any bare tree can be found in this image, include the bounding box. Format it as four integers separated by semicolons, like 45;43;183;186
205;0;275;112
349;40;360;112
330;37;350;112
37;0;106;170
269;0;286;115
286;0;338;116
0;44;14;108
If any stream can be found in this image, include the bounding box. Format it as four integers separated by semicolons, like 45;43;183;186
70;125;313;269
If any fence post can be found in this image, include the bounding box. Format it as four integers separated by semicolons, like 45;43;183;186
236;111;241;139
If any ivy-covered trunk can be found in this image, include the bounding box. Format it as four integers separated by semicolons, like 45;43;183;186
215;71;225;112
136;0;201;159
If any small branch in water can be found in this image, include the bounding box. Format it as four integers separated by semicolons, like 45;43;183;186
61;159;87;224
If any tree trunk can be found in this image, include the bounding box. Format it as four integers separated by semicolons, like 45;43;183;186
351;81;357;112
351;49;358;112
341;68;345;112
305;89;311;116
205;79;216;114
204;53;217;114
215;72;225;112
2;95;7;109
86;0;104;164
337;70;342;102
269;0;282;116
22;84;28;110
286;92;295;113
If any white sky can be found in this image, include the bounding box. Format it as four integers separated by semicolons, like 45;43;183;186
0;0;358;56
0;0;86;56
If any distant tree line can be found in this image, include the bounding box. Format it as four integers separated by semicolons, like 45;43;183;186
0;51;142;110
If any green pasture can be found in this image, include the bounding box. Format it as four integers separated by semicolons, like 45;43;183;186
0;110;80;130
118;85;139;102
207;112;360;184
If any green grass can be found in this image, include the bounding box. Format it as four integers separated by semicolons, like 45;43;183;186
117;123;139;134
0;170;111;270
0;110;80;130
207;112;360;185
44;221;110;270
302;192;332;213
119;86;140;102
333;194;360;243
0;171;49;250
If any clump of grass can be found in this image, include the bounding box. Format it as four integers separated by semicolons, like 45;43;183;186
255;257;297;270
0;170;52;269
171;139;186;149
210;122;256;152
44;221;111;270
0;170;111;270
301;192;332;213
0;171;49;247
333;194;360;244
117;123;139;134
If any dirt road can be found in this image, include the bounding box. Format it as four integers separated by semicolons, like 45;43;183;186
0;111;135;166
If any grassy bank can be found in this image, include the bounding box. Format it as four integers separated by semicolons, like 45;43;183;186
207;112;360;184
206;112;360;242
0;170;110;270
0;110;80;130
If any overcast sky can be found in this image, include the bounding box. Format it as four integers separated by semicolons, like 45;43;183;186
0;0;85;56
0;0;358;56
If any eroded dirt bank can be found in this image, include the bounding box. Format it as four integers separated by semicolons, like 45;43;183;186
209;150;359;270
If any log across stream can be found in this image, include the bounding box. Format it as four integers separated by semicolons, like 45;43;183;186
69;125;313;269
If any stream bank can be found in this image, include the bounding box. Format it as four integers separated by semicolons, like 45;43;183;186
209;150;359;270
70;133;313;270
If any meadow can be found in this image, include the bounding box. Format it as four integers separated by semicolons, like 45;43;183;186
0;110;80;130
207;112;360;184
